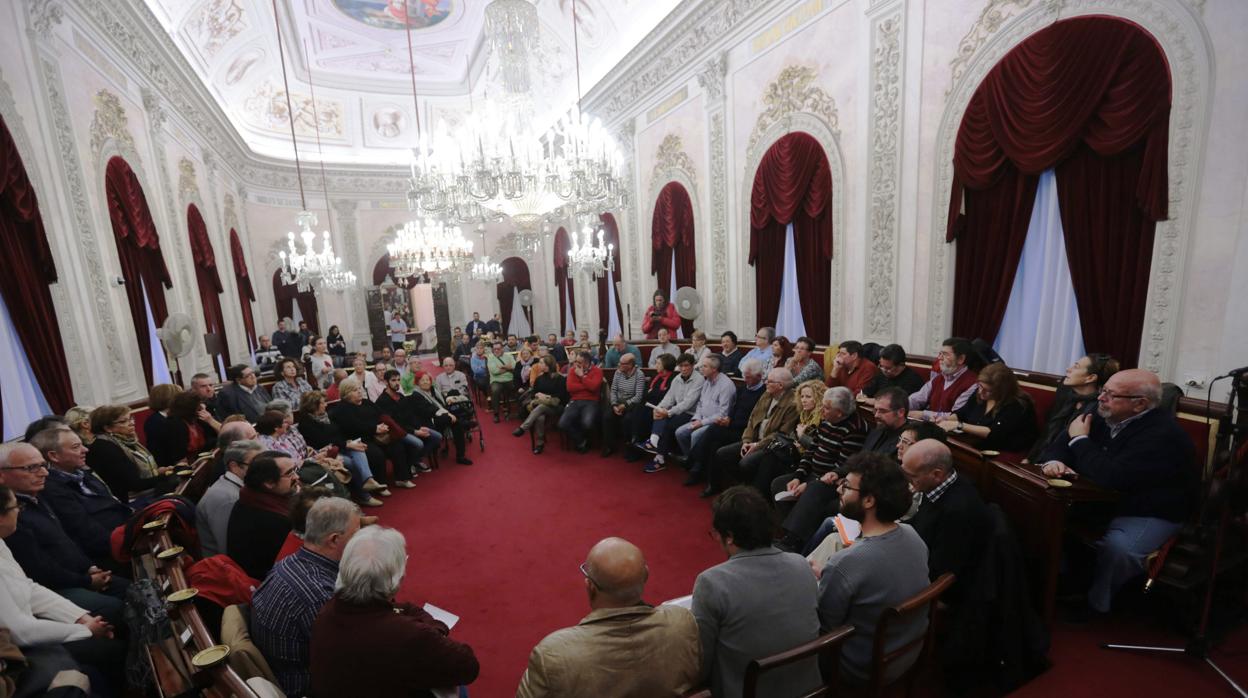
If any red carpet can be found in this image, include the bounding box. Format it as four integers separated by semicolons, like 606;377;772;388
379;363;1247;696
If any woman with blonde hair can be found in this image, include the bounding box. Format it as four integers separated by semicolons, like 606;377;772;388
64;406;95;445
688;329;711;363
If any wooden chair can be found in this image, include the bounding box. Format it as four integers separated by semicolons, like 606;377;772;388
742;625;856;698
865;573;955;698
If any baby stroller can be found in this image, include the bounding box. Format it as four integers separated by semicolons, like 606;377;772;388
444;388;485;452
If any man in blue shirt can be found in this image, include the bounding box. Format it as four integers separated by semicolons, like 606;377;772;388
251;497;362;697
742;327;775;368
603;334;643;369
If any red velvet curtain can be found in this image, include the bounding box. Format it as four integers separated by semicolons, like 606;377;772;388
553;227;577;334
272;268;319;335
373;254;391;286
496;256;532;335
947;17;1170;367
596;213;624;336
0;116;73;425
651;181;696;335
187;205;230;364
105;156;172;388
748;132;833;343
229;229;257;352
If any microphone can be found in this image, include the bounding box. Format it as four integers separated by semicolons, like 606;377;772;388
1213;366;1248;380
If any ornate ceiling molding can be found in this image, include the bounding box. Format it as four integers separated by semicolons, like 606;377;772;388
746;65;841;156
28;1;65;39
697;52;728;102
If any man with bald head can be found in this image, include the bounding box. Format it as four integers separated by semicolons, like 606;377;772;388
516;537;700;697
1037;368;1196;614
900;439;989;602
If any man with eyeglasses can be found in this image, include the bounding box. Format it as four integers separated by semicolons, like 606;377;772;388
1036;368;1196;616
908;337;980;422
517;537;700;697
862;387;910;456
227;451;301;580
197;440;262;557
711;366;799;498
742;326;775;368
33;427;132;570
684;358;768;495
0;441;131;627
218;363;273;422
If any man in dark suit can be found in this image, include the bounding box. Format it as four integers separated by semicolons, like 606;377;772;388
862;387;909;455
484;313;503;336
31;428;132;570
465;312;486;338
217;364;273;422
227;451;298;580
900;439;989;602
1037;368;1195;613
272;319;301;358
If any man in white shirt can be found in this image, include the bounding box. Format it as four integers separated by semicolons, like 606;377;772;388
196;440;261;557
389;315;408;350
648;328;681;369
674;356;737;465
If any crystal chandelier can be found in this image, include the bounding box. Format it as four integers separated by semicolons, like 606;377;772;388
468;224;503;284
484;0;538;95
387;217;474;279
321;267;358;292
566;218;614;280
278;211;340;292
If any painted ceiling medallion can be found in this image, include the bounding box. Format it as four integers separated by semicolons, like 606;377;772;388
331;0;452;31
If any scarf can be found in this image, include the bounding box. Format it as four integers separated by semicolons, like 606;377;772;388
238;486;292;518
97;432;159;479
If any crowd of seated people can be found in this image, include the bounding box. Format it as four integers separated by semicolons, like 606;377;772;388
0;299;1205;697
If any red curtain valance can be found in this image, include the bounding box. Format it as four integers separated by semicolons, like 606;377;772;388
651;181;694;256
187;205;223;293
553;226;571;270
229;229;257;352
105;157;167;254
0;115;73;421
553;227;576;334
947;16;1170;241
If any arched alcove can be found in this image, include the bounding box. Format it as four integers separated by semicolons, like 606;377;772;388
229;229;258;353
651;180;696;336
497;256;533;336
272;268;320;335
552;227;577;335
187;203;230;369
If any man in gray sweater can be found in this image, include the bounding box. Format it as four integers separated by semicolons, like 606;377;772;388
693;486;821;698
817;451;931;686
601;354;646;457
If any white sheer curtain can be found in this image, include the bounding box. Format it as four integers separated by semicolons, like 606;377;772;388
142;279;174;385
668;261;683;338
993;169;1086;374
775;222;807;340
606;276;622;340
0;293;53;441
509;286;532;337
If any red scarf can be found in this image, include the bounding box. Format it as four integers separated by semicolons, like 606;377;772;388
238;487;292;518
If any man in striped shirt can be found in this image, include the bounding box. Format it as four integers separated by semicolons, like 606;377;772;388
251;497;362;697
601;354;646;457
771;387;869;551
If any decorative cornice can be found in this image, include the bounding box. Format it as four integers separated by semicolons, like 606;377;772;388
28;1;65;39
89;89;134;158
747;65;840;155
865;9;905;341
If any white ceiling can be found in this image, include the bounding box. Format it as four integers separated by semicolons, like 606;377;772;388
143;0;676;165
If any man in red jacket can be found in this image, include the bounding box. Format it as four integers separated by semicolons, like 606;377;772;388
560;351;604;453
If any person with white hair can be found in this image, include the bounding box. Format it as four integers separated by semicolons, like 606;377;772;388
310;527;479;697
770;387;870;552
252;497;362;697
683;358;769;496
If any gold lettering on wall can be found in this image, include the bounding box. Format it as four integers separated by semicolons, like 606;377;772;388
750;0;830;55
646;87;689;124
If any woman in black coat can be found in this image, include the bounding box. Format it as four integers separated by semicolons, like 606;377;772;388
87;405;179;501
328;378;421;487
295;390;389;500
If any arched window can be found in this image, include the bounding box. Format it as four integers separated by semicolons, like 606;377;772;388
552;227;577;335
497;257;532;336
947;17;1170;369
272;269;319;335
187;204;229;375
0;115;73;438
229;229;258;354
749;132;834;344
105;156;173;388
597;213;623;339
651;181;695;337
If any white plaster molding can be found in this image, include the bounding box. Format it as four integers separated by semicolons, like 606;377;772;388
926;0;1212;378
865;3;906;342
27;1;65;40
699;51;730;331
645;135;703;314
329;199;372;346
697;52;728;103
740;66;846;339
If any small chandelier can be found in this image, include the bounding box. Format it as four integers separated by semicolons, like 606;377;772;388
387;217;474;278
321;267;358;292
567;219;614;280
278;211;341;292
468;224;503;284
484;0;539;95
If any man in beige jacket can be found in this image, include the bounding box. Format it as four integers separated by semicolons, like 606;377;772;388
516;537;701;698
710;367;800;493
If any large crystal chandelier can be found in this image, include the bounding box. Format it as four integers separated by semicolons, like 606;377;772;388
567;218;614;280
387;217;474;279
270;0;349;294
484;0;538;94
321;267;358;292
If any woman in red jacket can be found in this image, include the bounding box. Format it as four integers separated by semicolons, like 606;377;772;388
641;290;681;339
